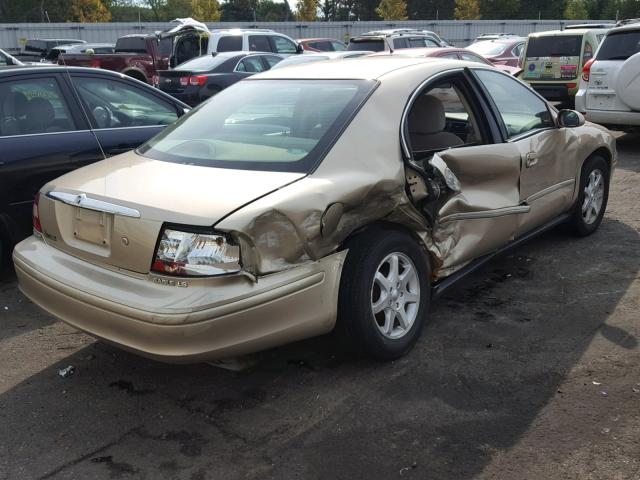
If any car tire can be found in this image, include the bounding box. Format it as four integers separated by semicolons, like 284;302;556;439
568;155;610;236
337;229;431;361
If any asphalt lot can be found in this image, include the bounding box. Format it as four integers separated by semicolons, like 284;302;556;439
1;133;639;480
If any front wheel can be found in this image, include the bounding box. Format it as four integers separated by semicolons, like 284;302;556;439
568;155;610;236
337;229;431;360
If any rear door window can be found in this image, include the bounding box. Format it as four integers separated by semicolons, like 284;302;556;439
217;36;243;52
393;38;408;49
249;35;272;52
597;31;640;61
308;40;333;51
0;77;76;136
235;56;267;73
271;36;298;54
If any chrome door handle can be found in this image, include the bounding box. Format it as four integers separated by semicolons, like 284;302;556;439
525;152;538;168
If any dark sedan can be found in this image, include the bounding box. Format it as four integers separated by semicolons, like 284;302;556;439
0;66;189;261
158;51;283;106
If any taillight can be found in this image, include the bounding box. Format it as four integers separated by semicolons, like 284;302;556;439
90;59;101;69
179;76;207;87
189;75;207;86
582;58;594;82
33;191;42;236
151;228;241;277
567;83;577;88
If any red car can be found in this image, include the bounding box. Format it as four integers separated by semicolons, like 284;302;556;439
297;38;347;52
375;47;521;75
466;38;525;68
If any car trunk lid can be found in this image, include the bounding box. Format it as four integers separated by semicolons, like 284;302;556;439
38;151;305;274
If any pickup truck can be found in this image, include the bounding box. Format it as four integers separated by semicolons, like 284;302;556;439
59;34;173;85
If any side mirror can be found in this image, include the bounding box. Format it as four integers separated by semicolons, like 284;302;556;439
296;43;304;54
557;109;585;128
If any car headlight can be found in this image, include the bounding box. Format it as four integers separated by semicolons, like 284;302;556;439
151;227;241;277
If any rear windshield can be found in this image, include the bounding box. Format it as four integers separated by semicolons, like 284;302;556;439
597;31;640;61
468;41;508;56
348;39;384;52
175;54;230;72
526;35;582;57
139;79;375;173
116;37;147;54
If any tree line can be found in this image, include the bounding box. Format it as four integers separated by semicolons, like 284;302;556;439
0;0;637;23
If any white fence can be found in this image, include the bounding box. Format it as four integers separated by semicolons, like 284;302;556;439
0;19;612;51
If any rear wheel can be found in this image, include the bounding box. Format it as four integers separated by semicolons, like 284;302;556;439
568;155;609;236
337;229;431;360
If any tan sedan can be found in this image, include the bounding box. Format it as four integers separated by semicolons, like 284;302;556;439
14;57;616;363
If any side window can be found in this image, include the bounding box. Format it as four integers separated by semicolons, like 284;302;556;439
217;36;242;52
72;76;178;129
583;41;593;65
0;53;8;66
271;36;298;54
236;56;267;73
332;41;346;51
512;43;524;57
262;55;283;68
406;77;483;157
248;35;272;52
393;38;408;49
461;52;487;64
309;40;333;51
475;69;553;139
425;39;440;48
0;77;76;136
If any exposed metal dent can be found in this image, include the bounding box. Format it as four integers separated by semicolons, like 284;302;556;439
439;205;530;223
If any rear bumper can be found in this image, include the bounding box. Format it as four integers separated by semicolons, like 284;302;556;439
529;83;576;101
579;109;640;128
13;237;345;363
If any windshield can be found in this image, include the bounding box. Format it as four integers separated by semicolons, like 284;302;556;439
348;39;385;52
597;31;640;60
468;41;508;56
139;79;375;172
176;54;229;71
526;35;582;57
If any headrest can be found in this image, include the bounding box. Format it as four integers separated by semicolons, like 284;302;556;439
408;94;446;134
3;91;28;117
25;97;55;130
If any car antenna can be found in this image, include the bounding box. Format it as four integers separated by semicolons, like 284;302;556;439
385;36;394;54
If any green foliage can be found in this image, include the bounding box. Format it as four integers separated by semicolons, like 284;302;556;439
565;0;589;18
479;0;520;19
71;0;112;21
454;0;480;19
376;0;408;19
296;0;318;20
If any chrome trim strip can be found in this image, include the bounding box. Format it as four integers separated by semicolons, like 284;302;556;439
526;179;575;204
439;204;530;223
0;129;91;139
47;191;141;218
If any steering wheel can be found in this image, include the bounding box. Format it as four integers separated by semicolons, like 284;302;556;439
92;105;114;129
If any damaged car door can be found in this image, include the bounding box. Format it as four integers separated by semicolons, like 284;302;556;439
403;70;526;277
473;69;577;236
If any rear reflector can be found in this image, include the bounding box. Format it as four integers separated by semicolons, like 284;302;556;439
33;191;42;235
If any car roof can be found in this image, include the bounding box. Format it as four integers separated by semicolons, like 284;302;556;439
0;65;140;76
255;55;472;81
298;38;342;42
529;28;602;37
371;47;461;57
607;22;640;33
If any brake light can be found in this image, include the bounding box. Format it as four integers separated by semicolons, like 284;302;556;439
582;58;594;82
90;59;101;69
33;191;42;236
567;83;577;88
189;75;207;86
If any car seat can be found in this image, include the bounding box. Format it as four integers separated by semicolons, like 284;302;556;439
408;94;463;151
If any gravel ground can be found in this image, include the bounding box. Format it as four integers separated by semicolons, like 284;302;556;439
1;133;639;480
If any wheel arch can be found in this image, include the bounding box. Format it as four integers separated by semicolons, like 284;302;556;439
339;221;438;276
122;69;148;84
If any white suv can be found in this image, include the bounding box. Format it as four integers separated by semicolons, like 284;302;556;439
575;23;640;130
